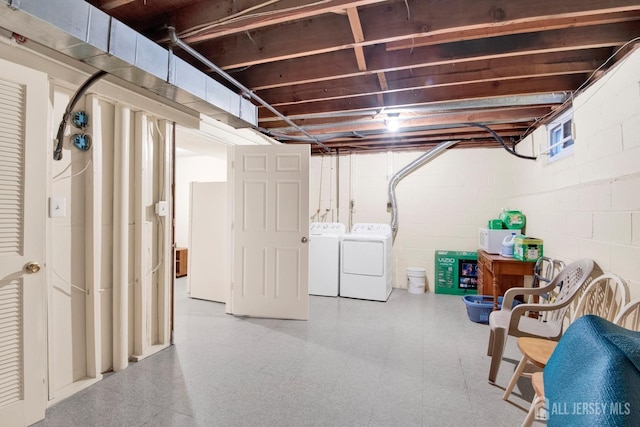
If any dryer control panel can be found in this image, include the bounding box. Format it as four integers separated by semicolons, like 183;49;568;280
350;223;392;236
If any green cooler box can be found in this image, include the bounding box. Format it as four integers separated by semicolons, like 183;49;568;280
434;250;478;295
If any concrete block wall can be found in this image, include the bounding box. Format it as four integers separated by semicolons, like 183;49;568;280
509;47;640;298
310;147;522;291
310;47;640;297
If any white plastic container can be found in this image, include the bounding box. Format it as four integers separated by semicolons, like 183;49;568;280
407;267;426;294
501;233;517;257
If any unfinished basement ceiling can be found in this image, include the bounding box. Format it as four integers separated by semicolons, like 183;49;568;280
88;0;640;154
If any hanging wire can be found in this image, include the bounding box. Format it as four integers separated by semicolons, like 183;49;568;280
311;155;325;221
180;0;320;39
403;0;411;21
245;30;261;50
54;70;107;161
52;268;88;295
52;159;92;182
520;36;640;140
466;122;537;160
146;118;166;277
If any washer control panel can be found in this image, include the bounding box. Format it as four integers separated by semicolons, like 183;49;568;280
310;222;346;234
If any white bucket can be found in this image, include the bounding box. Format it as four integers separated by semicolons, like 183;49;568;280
407;267;426;294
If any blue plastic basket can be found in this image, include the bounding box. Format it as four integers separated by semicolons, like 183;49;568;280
462;295;505;324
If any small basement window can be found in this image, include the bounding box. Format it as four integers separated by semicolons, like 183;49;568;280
547;109;574;162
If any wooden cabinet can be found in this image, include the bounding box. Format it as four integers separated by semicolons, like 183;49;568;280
477;249;535;310
175;247;188;278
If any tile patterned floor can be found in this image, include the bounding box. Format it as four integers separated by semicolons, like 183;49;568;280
34;280;535;426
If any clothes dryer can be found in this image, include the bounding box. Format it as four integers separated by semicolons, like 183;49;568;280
340;223;392;301
309;222;346;296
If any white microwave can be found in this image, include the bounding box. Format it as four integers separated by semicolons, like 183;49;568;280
478;228;521;254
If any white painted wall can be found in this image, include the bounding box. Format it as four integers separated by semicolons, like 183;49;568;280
49;85;91;394
0;39;202;405
311;148;520;290
174;153;227;248
509;47;640;298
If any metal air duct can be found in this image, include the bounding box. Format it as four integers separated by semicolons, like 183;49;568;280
388;140;459;243
0;0;256;128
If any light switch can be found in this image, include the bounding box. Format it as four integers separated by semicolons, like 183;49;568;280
49;196;66;218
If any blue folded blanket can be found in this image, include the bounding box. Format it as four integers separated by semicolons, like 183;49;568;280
544;315;640;426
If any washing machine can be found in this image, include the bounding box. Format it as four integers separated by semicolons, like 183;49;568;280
340;223;393;301
309;222;346;296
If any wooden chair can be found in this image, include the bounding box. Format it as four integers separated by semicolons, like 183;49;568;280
487;258;597;383
521;296;640;427
503;273;628;400
522;372;545;427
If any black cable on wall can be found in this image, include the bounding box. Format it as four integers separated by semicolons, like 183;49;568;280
53;70;108;161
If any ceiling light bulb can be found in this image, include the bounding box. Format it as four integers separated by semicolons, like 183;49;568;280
386;117;400;132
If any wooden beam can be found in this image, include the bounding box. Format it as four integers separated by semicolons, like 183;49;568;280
259;75;581;120
347;7;365;43
270;121;527;136
100;0;136;11
386;11;640;51
347;7;367;71
196;13;356;69
235;22;638;90
171;0;640;45
311;139;507;154
186;6;640;69
263;105;553;135
256;49;607;106
314;130;524;146
376;72;388;105
356;0;640;47
174;0;388;42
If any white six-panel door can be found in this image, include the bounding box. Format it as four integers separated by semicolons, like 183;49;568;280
229;145;309;320
0;59;48;426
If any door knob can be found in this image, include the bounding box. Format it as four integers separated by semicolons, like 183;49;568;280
301;237;308;243
25;262;41;274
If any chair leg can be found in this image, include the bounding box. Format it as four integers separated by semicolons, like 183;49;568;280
488;328;505;383
487;328;494;356
503;354;530;400
522;394;543;427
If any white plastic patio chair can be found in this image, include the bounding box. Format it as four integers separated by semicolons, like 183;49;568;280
487;258;598;383
525;256;564;319
571;273;629;322
613;297;640;331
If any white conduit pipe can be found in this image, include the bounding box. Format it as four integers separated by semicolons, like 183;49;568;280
389;140;459;243
167;27;331;153
113;104;130;371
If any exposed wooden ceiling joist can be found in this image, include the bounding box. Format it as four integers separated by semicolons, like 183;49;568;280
88;0;640;154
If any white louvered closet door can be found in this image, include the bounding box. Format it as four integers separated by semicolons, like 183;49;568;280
0;59;48;427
